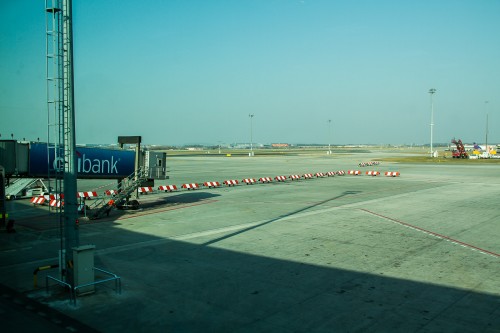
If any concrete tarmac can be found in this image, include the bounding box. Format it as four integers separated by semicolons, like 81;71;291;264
1;151;499;332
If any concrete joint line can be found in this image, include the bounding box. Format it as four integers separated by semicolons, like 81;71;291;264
359;208;500;259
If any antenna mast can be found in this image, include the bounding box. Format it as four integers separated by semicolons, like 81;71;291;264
45;0;79;286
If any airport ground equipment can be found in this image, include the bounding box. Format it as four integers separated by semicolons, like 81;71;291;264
87;167;150;219
451;139;469;158
28;167;152;218
4;178;47;200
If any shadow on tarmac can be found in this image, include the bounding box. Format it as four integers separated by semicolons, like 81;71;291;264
159;191;221;205
3;189;499;332
81;234;499;332
203;190;361;246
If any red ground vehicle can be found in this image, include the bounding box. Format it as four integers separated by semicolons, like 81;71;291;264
451;139;468;158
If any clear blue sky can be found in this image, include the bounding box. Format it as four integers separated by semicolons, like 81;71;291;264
1;0;499;146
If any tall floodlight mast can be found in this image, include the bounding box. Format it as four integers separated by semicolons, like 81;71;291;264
428;88;436;157
327;119;332;155
45;0;79;287
485;101;489;156
249;114;255;156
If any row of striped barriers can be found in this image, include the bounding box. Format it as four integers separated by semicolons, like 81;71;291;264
153;171;353;193
348;170;401;177
358;161;380;167
30;170;401;206
31;191;98;207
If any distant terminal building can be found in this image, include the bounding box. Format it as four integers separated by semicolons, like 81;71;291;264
271;143;290;148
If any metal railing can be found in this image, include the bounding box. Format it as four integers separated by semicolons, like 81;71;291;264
46;267;121;306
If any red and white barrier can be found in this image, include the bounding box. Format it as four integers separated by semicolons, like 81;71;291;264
336;170;346;176
275;176;287;182
224;180;239;186
366;171;380;176
77;191;98;198
289;175;301;180
182;183;199;190
50;200;63;207
385;171;400;177
326;171;336;177
31;196;46;205
138;187;154;194
242;178;256;185
348;170;361;175
203;181;221;188
158;185;178;192
315;172;326;178
259;177;272;183
303;173;313;179
105;189;118;196
43;194;62;201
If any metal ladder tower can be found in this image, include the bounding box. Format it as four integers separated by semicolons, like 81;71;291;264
45;0;79;287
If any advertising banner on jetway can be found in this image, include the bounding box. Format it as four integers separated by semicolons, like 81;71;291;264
29;143;136;179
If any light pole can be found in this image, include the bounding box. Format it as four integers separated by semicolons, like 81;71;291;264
429;88;436;157
485;101;489;156
249;114;254;156
327;119;332;155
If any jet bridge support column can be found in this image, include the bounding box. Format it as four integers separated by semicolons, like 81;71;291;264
0;166;6;228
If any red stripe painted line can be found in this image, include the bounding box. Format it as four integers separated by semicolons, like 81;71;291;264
360;208;500;258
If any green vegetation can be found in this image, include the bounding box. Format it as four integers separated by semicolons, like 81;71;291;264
378;156;500;164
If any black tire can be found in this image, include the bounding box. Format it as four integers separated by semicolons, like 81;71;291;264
130;200;140;210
